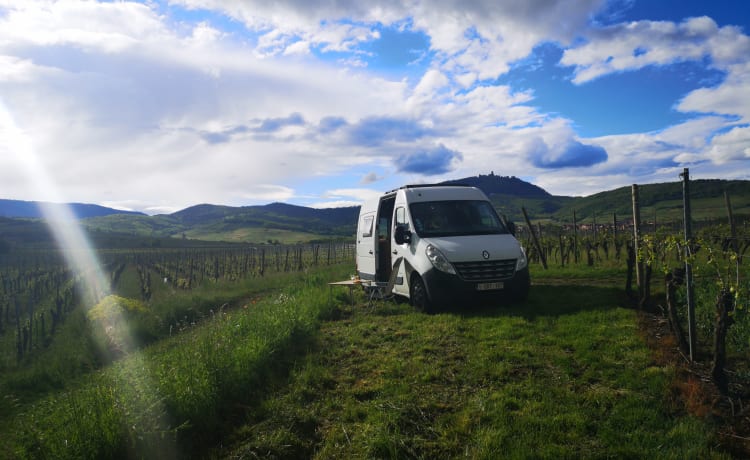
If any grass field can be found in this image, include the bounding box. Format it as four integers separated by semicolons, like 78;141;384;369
0;262;736;458
213;267;727;459
182;227;322;244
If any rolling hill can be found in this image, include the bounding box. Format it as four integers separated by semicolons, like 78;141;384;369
457;175;750;225
441;173;551;198
0;199;144;219
81;202;360;244
547;179;750;224
1;174;748;248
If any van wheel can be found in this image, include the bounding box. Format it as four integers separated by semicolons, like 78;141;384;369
509;283;529;302
410;275;432;313
508;267;530;302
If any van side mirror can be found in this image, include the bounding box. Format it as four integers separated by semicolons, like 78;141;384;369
394;225;411;245
501;214;516;236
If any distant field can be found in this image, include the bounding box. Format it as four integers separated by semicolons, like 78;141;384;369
182;227;331;244
642;195;750;222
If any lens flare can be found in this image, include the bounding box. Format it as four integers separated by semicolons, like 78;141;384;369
1;100;177;455
0;101;107;298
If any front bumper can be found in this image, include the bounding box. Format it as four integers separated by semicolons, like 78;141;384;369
420;266;530;306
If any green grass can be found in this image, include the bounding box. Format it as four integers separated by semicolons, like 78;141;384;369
0;261;737;458
2;264;352;458
0;267;323;404
213;268;727;459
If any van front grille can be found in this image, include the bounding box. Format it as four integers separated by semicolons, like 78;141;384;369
454;259;517;281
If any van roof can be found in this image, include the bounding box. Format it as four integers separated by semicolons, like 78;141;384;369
384;183;469;194
359;184;488;213
401;185;487;202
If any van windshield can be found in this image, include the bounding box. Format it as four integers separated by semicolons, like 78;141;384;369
410;200;508;237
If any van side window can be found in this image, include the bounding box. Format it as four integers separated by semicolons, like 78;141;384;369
361;215;374;238
378;217;389;239
395;206;408;229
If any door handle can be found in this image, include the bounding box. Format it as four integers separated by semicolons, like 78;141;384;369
392;250;398;255
369;250;374;254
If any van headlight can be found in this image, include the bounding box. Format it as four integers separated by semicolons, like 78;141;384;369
516;246;528;271
426;244;456;274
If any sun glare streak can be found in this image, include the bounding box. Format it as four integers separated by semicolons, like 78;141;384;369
1;100;178;455
0;101;109;301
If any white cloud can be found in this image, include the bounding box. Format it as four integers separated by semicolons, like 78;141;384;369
237;184;296;203
707;126;750;163
406;68;449;111
0;55;40;81
561;17;750;84
0;1;167;52
0;1;419;212
282;39;310;56
678;62;750;123
173;0;604;81
190;22;223;45
322;187;383;203
307;200;362;209
438;84;539;134
0;0;747;212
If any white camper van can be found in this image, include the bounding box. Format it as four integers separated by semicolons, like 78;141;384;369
356;184;530;311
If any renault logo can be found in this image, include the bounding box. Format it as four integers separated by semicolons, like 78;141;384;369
482;250;490;260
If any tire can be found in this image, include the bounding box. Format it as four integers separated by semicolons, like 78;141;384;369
509;282;529;302
409;274;433;313
508;267;530;302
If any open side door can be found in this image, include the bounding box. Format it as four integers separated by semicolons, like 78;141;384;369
375;196;395;282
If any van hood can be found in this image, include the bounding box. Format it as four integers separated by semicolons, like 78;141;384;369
423;234;521;263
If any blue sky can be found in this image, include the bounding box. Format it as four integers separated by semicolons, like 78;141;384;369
0;0;748;214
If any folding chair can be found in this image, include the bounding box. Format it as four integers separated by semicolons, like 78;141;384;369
367;257;403;307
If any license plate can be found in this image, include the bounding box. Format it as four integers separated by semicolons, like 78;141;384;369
476;282;504;291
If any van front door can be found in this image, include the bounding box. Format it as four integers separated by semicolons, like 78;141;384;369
391;204;410;296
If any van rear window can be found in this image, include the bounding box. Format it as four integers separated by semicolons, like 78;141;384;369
360;215;374;237
410;200;508;237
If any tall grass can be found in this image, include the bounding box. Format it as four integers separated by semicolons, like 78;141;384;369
215;267;727;459
0;267;336;399
3;264;350;458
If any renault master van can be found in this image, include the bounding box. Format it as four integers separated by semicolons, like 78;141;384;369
356;184;529;311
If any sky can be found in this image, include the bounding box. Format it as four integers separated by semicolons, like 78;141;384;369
0;0;748;215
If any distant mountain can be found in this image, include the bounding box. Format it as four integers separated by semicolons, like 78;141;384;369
2;175;747;249
551;179;750;223
170;202;357;225
440;173;551;198
0;199;145;219
170;202;359;237
441;175;750;224
80;202;360;244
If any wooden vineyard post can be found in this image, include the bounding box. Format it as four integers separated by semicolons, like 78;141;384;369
631;184;643;301
712;289;734;394
680;168;697;362
593;213;597;243
725;191;738;256
725;191;742;301
573;210;579;264
522;207;547;270
613;212;619;259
